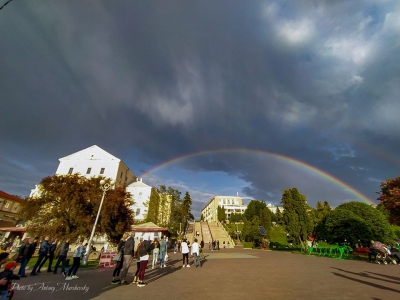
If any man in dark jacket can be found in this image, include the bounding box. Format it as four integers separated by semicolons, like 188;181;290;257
16;239;32;277
30;236;50;276
120;233;135;284
26;237;39;265
53;238;70;276
38;238;58;273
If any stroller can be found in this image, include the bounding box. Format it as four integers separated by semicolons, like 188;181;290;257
374;244;397;265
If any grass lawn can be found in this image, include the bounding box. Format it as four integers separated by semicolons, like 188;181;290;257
4;256;100;269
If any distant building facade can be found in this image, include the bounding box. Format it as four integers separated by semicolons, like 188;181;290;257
0;190;23;228
201;196;247;222
126;178;151;221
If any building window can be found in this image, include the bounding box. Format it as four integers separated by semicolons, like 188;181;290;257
13;204;19;211
100;168;105;174
86;168;92;174
68;168;73;175
120;172;123;178
4;202;10;209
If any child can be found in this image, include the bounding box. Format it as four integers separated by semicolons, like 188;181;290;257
0;262;20;300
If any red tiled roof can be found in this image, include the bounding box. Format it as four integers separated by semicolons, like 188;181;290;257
0;190;23;202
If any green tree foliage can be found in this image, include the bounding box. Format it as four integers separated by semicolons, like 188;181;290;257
259;208;272;234
275;207;284;225
316;209;372;245
244;200;267;221
312;201;332;224
242;216;262;242
377;176;400;225
281;188;313;245
217;206;226;222
21;174;134;244
243;200;274;235
336;201;394;242
229;213;244;222
181;191;194;231
145;187;160;224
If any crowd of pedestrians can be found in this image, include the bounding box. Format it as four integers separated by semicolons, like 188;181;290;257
0;233;211;290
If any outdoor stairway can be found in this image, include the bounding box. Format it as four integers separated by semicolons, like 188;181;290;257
201;221;212;244
185;222;195;242
208;222;234;248
193;221;202;242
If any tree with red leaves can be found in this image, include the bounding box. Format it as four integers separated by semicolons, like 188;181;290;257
377;176;400;225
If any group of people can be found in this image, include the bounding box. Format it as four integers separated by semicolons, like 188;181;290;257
209;240;222;251
111;234;169;287
8;235;88;281
110;235;206;287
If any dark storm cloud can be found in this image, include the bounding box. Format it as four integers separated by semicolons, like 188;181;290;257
0;1;399;208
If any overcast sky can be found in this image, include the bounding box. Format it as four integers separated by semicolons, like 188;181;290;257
1;0;399;218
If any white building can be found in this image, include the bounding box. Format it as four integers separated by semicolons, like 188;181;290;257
30;145;137;197
201;196;247;222
126;178;151;221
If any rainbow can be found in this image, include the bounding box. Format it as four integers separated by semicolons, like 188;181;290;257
139;148;376;205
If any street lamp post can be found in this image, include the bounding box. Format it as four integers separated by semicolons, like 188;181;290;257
82;179;114;265
235;222;241;245
177;222;183;240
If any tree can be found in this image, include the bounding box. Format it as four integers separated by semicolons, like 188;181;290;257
281;188;313;245
217;206;226;222
261;207;272;232
181;191;194;232
244;200;267;221
145;188;160;224
316;209;372;245
377;176;400;225
21;174;134;244
336;201;394;242
275;207;284;225
312;201;332;225
229;213;243;223
242;216;262;242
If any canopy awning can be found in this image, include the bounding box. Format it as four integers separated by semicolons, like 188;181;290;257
0;227;26;232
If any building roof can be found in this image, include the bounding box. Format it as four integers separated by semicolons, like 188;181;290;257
59;145;120;162
127;178;151;188
0;190;23;202
131;222;169;233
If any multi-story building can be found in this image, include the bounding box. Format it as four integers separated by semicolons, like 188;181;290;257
30;145;137;196
0;190;23;228
201;195;247;222
0;190;25;242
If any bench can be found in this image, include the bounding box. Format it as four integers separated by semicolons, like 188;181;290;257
98;252;117;268
352;247;370;258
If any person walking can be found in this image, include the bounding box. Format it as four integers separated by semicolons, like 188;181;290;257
181;238;190;268
200;240;205;259
30;236;51;276
159;236;167;268
53;238;70;276
151;238;160;269
65;240;85;280
191;238;201;268
111;237;125;284
120;233;135;285
137;238;153;287
133;237;143;284
16;238;32;277
38;238;58;273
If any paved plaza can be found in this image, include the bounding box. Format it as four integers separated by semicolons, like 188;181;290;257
11;248;400;300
